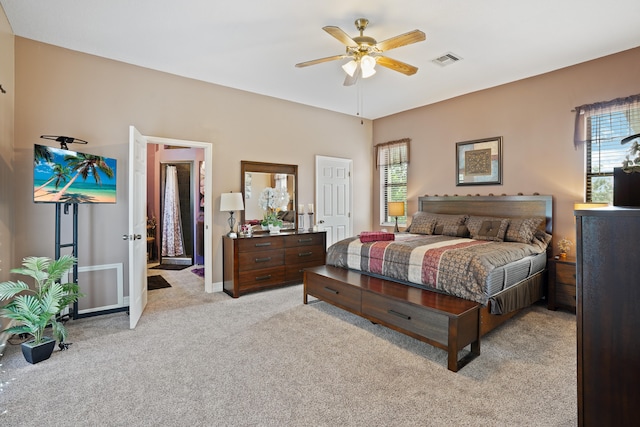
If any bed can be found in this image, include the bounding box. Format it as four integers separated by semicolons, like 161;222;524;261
303;194;553;370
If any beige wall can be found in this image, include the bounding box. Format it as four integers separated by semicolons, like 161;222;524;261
0;6;14;284
373;46;640;251
13;37;372;303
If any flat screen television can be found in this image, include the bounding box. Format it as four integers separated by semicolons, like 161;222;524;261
33;144;117;203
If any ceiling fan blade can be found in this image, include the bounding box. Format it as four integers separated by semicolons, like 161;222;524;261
323;26;358;47
295;55;346;68
375;30;426;52
376;56;419;76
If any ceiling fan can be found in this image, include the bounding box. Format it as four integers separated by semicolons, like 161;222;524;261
295;18;426;86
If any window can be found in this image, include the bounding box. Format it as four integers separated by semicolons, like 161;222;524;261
377;139;409;225
575;95;640;203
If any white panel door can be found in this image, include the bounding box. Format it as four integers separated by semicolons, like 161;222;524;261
315;156;352;248
128;126;148;329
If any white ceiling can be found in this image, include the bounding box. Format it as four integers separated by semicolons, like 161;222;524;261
2;0;640;119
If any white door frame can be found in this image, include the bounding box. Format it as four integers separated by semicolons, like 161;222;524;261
142;135;214;293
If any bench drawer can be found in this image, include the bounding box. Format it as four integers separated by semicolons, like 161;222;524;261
306;276;361;313
362;291;449;346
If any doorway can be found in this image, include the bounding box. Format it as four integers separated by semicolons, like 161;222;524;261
158;161;195;266
129;128;213;329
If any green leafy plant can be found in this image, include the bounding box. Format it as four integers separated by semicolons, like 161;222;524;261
261;210;283;228
0;255;81;345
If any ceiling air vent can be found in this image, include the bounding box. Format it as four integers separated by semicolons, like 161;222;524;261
432;52;462;67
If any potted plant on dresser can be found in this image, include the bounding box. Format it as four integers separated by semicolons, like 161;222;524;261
0;255;81;364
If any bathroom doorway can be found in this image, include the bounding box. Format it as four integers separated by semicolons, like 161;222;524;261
159;161;194;266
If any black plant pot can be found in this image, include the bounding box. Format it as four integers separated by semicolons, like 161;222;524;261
21;338;56;364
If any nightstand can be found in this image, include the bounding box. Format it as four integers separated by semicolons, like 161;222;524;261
547;256;576;312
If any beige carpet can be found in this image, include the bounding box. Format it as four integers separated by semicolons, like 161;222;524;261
0;279;577;426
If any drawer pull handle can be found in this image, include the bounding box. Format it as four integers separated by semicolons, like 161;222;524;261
298;238;313;243
255;257;272;263
255;274;272;281
298;251;313;257
255;242;272;247
324;286;339;295
388;310;411;320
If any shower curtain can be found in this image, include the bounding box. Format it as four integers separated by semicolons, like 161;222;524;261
162;165;185;257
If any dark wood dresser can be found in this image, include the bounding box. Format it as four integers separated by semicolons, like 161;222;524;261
223;231;326;298
575;207;640;426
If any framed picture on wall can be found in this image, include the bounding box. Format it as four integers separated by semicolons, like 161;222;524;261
456;136;502;186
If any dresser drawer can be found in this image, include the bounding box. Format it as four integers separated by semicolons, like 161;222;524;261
556;262;576;285
556;283;576;306
238;249;284;271
285;246;324;265
238;267;285;290
362;291;449;346
284;233;325;247
237;237;284;253
306;275;361;312
285;260;325;282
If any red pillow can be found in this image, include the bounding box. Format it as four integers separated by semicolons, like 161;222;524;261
359;231;395;243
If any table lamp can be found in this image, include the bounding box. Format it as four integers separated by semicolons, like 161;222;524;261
220;192;244;237
388;201;405;233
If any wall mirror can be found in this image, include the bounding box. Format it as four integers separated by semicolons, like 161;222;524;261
240;161;298;230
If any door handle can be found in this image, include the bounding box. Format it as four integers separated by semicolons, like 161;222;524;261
319;220;325;224
123;234;143;241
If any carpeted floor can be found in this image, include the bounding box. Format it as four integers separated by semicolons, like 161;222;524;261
0;283;577;426
147;275;172;290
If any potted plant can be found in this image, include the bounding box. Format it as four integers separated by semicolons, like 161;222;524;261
0;255;81;364
557;237;573;259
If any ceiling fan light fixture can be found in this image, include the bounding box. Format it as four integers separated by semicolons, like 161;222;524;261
342;60;358;77
360;55;377;78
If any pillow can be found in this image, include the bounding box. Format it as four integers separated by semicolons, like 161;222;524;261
407;215;437;235
466;216;510;242
408;212;468;236
505;217;544;243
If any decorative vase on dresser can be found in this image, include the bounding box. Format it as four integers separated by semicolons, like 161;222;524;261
575;206;640;426
223;231;326;298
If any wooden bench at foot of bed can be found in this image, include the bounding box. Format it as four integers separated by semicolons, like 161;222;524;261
303;265;481;372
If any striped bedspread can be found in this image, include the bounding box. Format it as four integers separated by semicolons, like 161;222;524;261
326;233;549;305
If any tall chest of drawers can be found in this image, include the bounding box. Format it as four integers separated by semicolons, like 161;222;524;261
575;207;640;426
223;231;326;298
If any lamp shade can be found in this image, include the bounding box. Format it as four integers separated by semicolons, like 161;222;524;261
360;55;377;78
342;60;358;77
388;202;405;217
220;192;244;212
